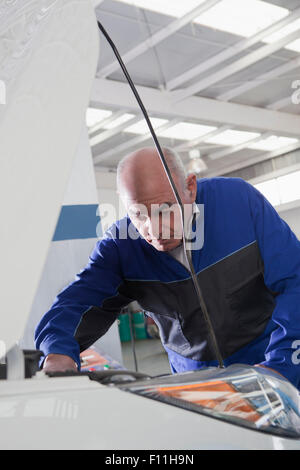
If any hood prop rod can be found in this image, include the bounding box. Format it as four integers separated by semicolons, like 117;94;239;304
97;20;224;369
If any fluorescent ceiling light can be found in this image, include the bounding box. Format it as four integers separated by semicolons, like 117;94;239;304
102;113;135;130
204;129;260;146
157;122;216;141
188;158;207;174
86;108;112;128
115;0;205;17
124;117;168;134
263;18;300;52
249;136;298;151
189;149;201;160
194;0;288;38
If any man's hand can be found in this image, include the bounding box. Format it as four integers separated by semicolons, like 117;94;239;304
43;353;78;373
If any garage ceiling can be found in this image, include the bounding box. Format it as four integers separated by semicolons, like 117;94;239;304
88;0;300;178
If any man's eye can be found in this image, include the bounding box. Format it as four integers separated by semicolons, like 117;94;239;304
159;203;171;213
134;212;146;220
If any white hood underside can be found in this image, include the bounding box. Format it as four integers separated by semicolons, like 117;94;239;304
0;0;99;354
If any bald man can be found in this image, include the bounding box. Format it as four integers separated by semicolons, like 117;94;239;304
36;147;300;390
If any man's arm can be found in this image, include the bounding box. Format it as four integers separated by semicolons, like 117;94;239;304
244;180;300;389
35;230;130;372
42;354;78;372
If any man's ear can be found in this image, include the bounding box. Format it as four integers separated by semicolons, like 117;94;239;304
185;173;197;200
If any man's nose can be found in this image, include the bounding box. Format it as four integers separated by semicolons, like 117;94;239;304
145;216;161;239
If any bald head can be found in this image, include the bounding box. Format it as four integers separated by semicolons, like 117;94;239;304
117;147;186;194
116;147;198;252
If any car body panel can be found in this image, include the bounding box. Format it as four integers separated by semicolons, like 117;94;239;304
0;371;299;450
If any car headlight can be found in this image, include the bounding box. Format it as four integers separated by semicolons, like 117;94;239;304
120;364;300;439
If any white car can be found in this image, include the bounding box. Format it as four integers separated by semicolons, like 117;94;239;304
0;352;300;450
0;0;299;450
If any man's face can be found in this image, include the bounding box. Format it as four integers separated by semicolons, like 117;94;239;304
121;173;197;252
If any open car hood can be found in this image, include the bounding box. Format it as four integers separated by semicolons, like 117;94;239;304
0;0;99;354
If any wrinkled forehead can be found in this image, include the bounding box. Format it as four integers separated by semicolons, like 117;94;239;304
119;172;182;208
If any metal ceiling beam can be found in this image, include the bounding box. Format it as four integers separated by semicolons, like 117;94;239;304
174;28;300;103
267;96;293;110
166;7;300;91
192;73;299;161
88;110;127;136
90;114;141;147
208;132;273;161
201;95;298;162
94;118;181;165
174;125;231;152
204;141;300;178
217;56;300;102
199;88;300;173
188;88;299;165
91;78;300;137
97;0;221;79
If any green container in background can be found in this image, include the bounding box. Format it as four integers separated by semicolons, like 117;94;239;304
118;312;131;342
133;311;147;340
118;310;148;342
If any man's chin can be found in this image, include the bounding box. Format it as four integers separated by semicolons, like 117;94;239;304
149;239;182;252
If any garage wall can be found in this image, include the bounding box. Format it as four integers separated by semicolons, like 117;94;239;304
21;128;123;364
95;170;127;232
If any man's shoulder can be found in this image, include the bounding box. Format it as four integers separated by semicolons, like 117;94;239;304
100;215;143;246
196;177;254;207
101;215;130;239
197;176;249;189
92;215;138;259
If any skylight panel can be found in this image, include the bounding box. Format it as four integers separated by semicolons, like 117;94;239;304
115;0;206;17
86;108;112;128
204;129;260;146
194;0;289;38
124;117;168;134
248;136;298;151
157;122;216;141
263;18;300;52
102;113;135;130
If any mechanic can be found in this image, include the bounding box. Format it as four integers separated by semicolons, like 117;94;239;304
35;147;300;390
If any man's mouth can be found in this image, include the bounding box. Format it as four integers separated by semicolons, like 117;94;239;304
157;239;171;246
147;237;180;248
147;238;166;245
